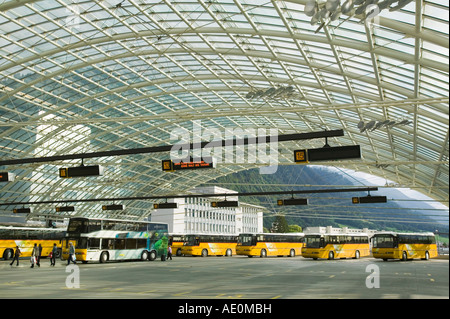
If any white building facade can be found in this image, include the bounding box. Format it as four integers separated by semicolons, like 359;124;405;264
151;186;264;234
304;226;377;238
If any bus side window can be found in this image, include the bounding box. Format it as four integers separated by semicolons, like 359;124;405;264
137;239;147;249
101;239;113;250
115;239;125;250
320;237;325;248
88;220;101;233
88;238;100;249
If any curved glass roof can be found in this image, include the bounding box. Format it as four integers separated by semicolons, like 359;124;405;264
0;0;448;221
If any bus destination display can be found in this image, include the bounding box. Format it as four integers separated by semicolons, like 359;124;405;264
162;157;215;171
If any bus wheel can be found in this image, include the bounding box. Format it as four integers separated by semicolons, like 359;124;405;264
226;249;232;257
176;249;182;257
401;251;408;261
201;249;208;257
100;251;109;263
141;250;149;261
289;249;295;257
260;249;267;258
149;250;157;261
422;251;430;261
354;250;360;259
328;251;334;260
3;249;13;260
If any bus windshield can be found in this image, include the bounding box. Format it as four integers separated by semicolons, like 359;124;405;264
373;234;396;248
67;218;88;234
305;235;322;248
238;234;255;246
185;235;199;246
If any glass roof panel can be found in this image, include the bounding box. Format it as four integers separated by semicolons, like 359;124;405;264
0;0;448;221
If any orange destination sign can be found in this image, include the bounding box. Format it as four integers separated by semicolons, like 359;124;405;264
162;157;215;171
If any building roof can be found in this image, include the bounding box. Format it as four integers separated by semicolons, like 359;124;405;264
0;0;448;221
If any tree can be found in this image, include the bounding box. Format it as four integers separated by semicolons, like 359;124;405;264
288;224;302;233
272;214;289;233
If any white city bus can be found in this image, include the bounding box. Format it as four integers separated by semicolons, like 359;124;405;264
62;217;169;263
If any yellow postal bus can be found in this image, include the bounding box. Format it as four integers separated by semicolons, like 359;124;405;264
0;226;64;260
181;234;238;257
236;233;304;258
169;234;185;256
372;231;438;261
302;233;370;260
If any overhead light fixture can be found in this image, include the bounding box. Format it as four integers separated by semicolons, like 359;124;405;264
358;119;412;132
246;85;296;100
388;0;415;11
304;0;415;32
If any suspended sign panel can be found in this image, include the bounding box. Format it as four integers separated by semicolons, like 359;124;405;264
56;206;75;212
13;208;31;214
102;204;125;211
211;201;239;208
294;145;361;163
154;203;178;209
0;172;15;182
60;165;104;178
277;198;308;206
352;196;387;204
162;157;215;171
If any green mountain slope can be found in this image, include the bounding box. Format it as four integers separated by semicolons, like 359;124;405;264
205;165;448;233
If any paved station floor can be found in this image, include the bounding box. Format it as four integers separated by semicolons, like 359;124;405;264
0;255;448;299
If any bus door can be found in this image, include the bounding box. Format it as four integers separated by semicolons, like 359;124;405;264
393;236;399;248
320;237;325;249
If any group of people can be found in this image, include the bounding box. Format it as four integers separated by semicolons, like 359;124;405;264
9;243;61;268
9;242;169;266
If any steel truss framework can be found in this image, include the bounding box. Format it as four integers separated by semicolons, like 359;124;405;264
0;0;448;221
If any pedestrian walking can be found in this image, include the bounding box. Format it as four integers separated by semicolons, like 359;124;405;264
37;244;42;267
30;243;38;268
67;242;76;265
10;246;21;267
50;243;58;266
167;245;173;260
